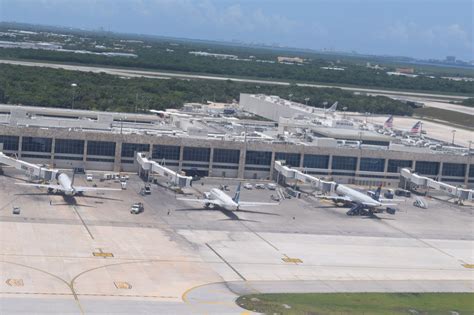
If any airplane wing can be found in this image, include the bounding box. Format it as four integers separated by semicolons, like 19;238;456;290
16;183;63;190
316;195;352;202
362;201;381;207
379;198;404;203
237;201;279;207
177;198;224;207
73;186;121;192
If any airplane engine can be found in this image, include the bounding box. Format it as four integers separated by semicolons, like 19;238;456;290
205;203;215;209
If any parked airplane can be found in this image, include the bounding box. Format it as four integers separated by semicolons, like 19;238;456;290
384;115;393;129
319;185;399;216
325;101;338;113
149;109;191;118
400;121;424;135
177;183;278;211
17;172;120;196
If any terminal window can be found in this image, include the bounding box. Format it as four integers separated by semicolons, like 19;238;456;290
387;159;412;173
303;154;329;169
332;156;357;171
415;161;440;176
245;151;272;166
0;135;19;151
22;137;52;153
213;148;240;164
55;139;84;155
442;163;466;177
87;141;116;157
183;147;211;162
359;158;385;172
121;143;150;158
152;145;180;161
275;152;301;167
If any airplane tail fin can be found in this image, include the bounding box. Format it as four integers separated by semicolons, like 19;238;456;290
327;101;338;112
233;183;241;203
374;185;382;201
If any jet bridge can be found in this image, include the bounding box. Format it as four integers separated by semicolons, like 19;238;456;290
400;168;473;202
0;151;58;181
136;152;192;188
274;160;335;193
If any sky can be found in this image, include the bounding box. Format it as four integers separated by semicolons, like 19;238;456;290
1;0;473;60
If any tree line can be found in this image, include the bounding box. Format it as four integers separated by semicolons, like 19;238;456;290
0;46;472;95
0;63;414;116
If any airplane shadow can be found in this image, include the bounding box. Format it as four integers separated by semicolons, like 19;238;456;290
174;207;276;222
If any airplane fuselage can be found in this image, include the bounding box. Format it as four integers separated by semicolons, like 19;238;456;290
57;173;75;196
335;184;381;208
208;188;239;211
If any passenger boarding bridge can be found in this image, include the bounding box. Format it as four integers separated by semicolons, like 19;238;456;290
0;151;57;181
136;152;192;188
400;168;473;203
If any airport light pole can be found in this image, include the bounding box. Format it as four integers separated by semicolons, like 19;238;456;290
451;129;456;145
71;83;77;110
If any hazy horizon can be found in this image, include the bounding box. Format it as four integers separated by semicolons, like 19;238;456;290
1;0;472;61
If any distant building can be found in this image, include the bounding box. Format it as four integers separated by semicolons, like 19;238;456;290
189;51;238;60
446;56;456;62
396;68;415;74
277;56;304;64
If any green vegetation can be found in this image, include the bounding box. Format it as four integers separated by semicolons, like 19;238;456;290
237;292;474;315
460;98;474;107
0;23;473;95
0;64;413;115
414;107;474;130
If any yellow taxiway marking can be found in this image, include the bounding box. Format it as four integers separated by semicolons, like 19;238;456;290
462;264;474;269
282;254;303;264
92;248;114;258
5;279;24;287
114;281;132;289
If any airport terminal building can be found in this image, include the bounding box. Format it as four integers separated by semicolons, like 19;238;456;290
0;98;472;188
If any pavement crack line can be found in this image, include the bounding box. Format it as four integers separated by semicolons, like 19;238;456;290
72;205;95;240
378;219;468;265
205;243;246;281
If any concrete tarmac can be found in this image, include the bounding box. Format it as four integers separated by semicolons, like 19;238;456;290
0;170;473;314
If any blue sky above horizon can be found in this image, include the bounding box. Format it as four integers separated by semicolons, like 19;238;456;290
1;0;472;60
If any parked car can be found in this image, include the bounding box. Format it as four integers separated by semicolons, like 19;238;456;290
384;189;394;199
130;202;144;214
12;206;21;215
243;183;253;190
144;184;151;195
255;183;265;189
395;188;411;197
86;174;93;181
266;183;277;190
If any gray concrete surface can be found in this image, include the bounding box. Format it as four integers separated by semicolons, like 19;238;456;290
368;115;474;147
0;168;473;314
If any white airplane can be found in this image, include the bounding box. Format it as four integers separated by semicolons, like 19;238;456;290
149;109;191;118
319;184;399;216
178;183;278;211
325;101;338;113
17;172;120;196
